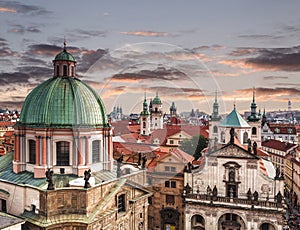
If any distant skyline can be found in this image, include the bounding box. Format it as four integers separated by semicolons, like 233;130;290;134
1;0;300;114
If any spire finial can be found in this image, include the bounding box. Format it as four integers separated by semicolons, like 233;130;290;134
215;90;218;103
63;36;67;52
156;91;158;97
252;86;255;102
234;98;236;109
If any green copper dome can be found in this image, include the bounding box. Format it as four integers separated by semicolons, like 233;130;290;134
152;95;161;104
19;77;108;128
54;50;76;62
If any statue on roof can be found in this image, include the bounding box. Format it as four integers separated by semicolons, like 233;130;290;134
84;169;91;189
46;168;54;190
116;154;123;178
252;141;257;155
247;139;251;153
142;155;147;169
230;128;235;144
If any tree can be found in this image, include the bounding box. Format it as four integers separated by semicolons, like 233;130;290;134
179;135;208;160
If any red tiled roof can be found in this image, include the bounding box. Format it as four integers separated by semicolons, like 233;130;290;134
0;121;15;128
262;139;298;152
268;123;296;135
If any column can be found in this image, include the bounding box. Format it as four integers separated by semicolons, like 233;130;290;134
78;137;82;165
14;134;20;161
36;136;40;165
85;137;89;165
42;137;46;165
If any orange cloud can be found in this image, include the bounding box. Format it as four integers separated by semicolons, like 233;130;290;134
0;7;16;13
120;31;168;37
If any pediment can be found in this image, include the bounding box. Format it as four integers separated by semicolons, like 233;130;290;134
209;144;258;159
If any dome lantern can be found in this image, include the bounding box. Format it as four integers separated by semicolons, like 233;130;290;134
53;41;77;78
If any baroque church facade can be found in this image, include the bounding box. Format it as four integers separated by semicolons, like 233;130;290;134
0;44;151;229
183;91;285;230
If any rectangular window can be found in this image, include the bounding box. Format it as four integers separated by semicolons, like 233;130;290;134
92;140;101;163
171;167;176;172
171;181;176;188
71;66;74;76
165;181;170;187
166;195;174;205
165;166;170;171
28;139;36;164
56;141;70;166
1;199;7;213
117;194;126;212
170;140;174;144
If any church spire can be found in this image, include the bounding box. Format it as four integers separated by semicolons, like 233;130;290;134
248;87;260;122
211;91;221;121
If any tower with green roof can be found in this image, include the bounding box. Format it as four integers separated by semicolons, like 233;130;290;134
247;88;262;147
219;105;251;145
140;94;150;135
13;43;113;178
151;92;163;129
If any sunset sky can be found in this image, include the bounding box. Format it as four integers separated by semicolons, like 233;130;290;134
1;0;300;115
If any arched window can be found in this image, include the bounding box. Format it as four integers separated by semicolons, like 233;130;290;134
252;127;257;135
243;132;248;144
28;140;36;164
213;126;218;133
92;140;101;163
71;66;74;77
56;141;70;166
63;65;67;76
143;122;146;128
56;65;60;76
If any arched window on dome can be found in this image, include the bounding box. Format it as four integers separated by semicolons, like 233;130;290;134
28;140;36;164
71;66;74;77
92;140;101;163
252;127;257;135
63;65;67;76
56;65;60;76
243;132;248;144
56;141;70;166
213;126;218;133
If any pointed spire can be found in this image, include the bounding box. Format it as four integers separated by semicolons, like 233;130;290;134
248;86;260;122
215;90;218;103
211;91;221;121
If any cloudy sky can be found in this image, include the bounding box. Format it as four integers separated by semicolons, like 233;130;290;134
1;0;300;115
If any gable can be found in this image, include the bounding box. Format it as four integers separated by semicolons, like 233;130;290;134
209;144;258;159
168;131;190;139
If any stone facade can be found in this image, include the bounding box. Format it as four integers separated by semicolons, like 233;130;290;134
183;142;285;230
147;150;193;230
